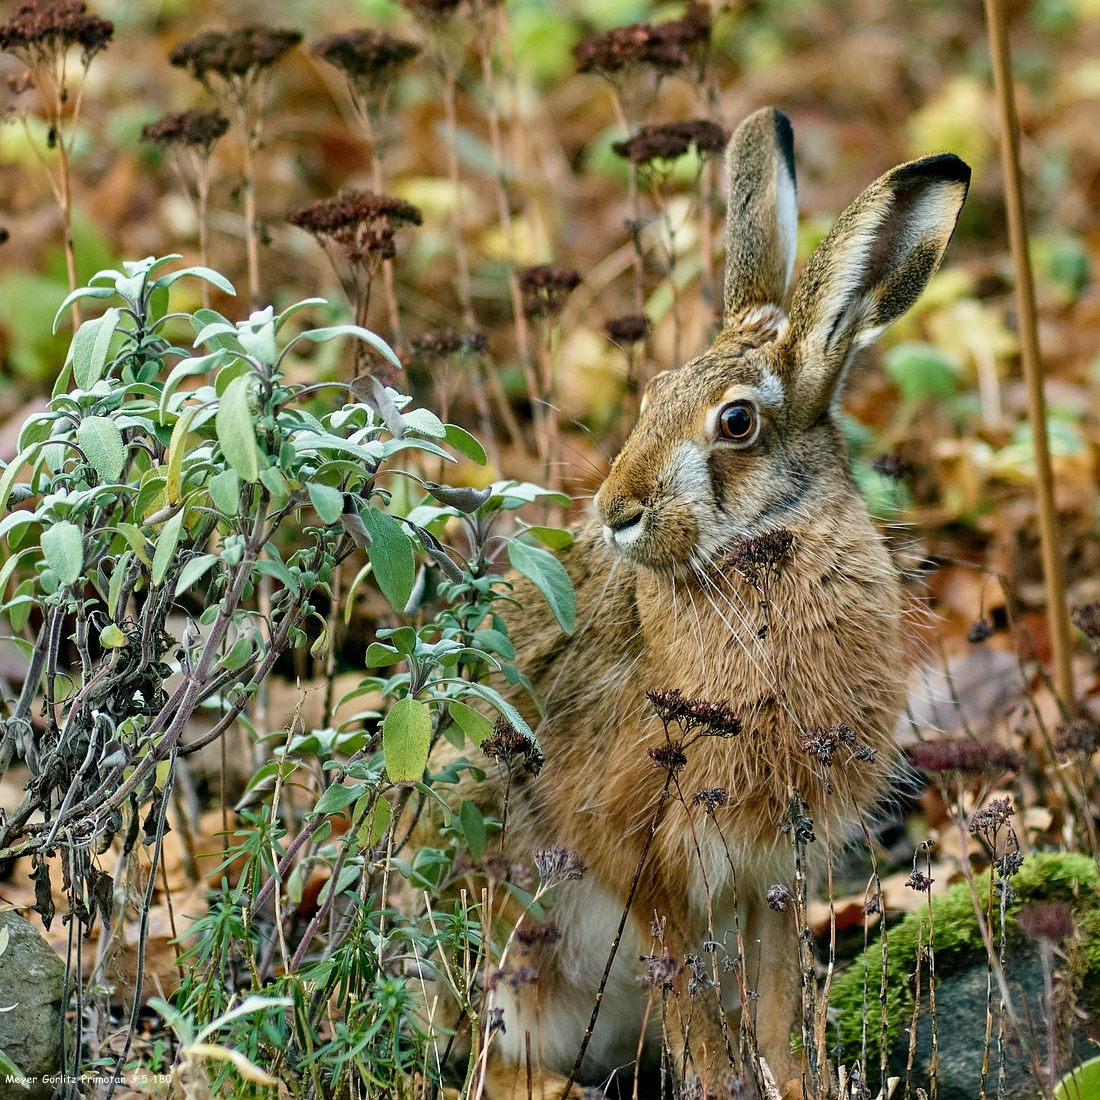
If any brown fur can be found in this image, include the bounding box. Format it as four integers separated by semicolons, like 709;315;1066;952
422;109;970;1098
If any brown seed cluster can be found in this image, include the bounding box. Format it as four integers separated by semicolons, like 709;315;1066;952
969;796;1014;836
612;120;726;165
169;26;301;83
691;787;727;814
313;29;419;88
725;529;794;588
410;330;488;358
287;190;423;262
481;717;543;776
639;951;679;990
905;868;935;892
766;884;790;911
1055;718;1099;758
141;109;229;152
533;846;586;887
518;265;582;319
1017;901;1075;943
1071;600;1100;647
908;737;1022;777
0;1;113;62
573;4;710;75
967;616;994;643
605;314;649;344
646;688;741;737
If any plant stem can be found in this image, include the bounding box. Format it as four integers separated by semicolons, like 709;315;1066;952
983;0;1074;710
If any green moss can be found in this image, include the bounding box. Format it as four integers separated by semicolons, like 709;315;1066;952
829;853;1100;1069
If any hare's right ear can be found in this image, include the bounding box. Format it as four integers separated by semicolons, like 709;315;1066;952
779;154;970;421
722;107;798;337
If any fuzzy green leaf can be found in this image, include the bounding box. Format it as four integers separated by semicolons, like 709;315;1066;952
307;482;344;525
151;508;185;586
76;416;126;484
216;374;260;483
507;538;575;635
72;307;121;390
383;697;432;783
41;521;83;587
362;506;416;613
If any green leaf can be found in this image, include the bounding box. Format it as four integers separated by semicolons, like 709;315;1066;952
362;507;416;614
76;416;126;484
313;781;367;817
208;469;240;515
449;700;493;746
0;1046;25;1079
151;508;185;586
289;324;402;370
220;635;253;671
159;349;228;423
72;307;121;390
460;800;486;861
99;623;127;648
216;374;260;483
41;521;83;587
52;286;115;333
107;550;132;618
175;553;218;596
358;796;392;847
9;578;35;632
507;538;575;635
883;342;959;402
521;525;574;550
0;444;42;515
153;265;237;295
365;642;401;667
1054;1055;1100;1100
307;482;344;525
383;697;432;783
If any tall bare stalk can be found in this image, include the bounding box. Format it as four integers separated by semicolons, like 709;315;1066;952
982;0;1075;709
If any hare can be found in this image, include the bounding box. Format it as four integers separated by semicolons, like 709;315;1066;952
436;107;969;1099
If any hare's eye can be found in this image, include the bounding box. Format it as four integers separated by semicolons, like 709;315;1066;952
717;402;758;443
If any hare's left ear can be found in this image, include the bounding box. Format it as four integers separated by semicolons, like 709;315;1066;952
779;153;970;421
722;107;798;337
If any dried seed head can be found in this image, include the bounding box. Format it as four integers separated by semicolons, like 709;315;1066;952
481;718;543;775
0;1;113;62
997;848;1024;880
313;29;419;88
766;884;790;912
639;950;679;990
287;190;422;237
725;529;794;587
141;108;229;151
169;26;301;83
800;727;837;767
533;846;587;888
515;920;561;948
573;4;709;74
864;892;881;915
691;787;727;814
518;264;582;319
969;796;1014;836
967;617;994;644
646;688;741;737
647;741;688;773
905;869;934;892
1071;600;1100;648
612;120;726;165
605;314;649;344
1017;901;1075;943
871;453;912;480
1055;718;1099;758
411;329;486;358
852;742;878;763
908;738;1021;777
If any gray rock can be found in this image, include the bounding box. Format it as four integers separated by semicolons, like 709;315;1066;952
0;910;66;1099
888;944;1097;1099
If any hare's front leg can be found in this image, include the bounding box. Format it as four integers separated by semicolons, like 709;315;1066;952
743;892;803;1092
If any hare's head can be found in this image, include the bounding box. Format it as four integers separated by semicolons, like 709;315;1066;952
595;107;970;571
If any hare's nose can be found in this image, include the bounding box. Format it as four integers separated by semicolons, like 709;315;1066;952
605;505;644;534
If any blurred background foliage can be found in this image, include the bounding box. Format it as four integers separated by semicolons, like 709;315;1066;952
2;0;1100;657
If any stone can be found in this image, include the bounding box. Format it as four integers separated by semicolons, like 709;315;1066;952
0;909;66;1099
